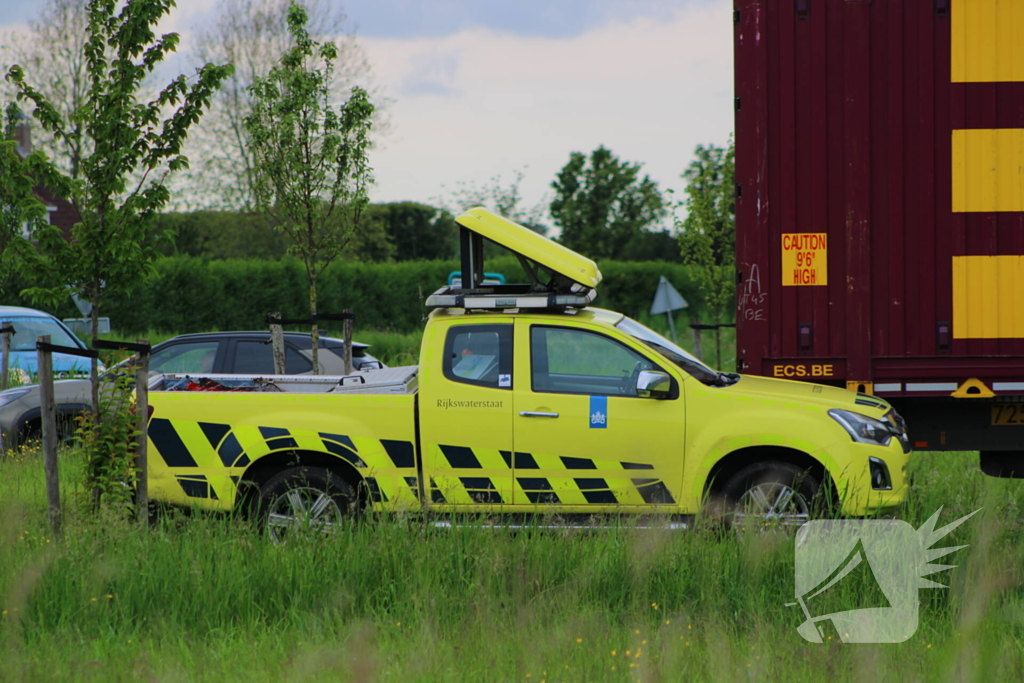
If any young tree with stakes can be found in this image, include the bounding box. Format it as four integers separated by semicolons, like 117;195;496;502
6;0;232;416
244;2;374;373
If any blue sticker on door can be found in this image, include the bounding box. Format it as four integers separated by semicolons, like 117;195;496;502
589;396;607;428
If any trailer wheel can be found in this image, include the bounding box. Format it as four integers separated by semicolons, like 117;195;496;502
721;461;821;531
254;466;355;543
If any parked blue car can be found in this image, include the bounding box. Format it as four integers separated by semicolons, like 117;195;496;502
0;306;102;382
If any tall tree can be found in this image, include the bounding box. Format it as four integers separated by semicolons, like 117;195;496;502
550;146;667;260
187;0;379;210
244;2;375;372
677;139;736;366
6;0;232;413
0;105;47;293
1;0;98;179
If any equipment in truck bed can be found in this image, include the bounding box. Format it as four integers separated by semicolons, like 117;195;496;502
156;365;418;395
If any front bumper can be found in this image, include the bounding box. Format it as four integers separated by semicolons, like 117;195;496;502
818;438;911;516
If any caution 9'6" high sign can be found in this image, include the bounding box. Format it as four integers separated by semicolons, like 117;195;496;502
782;233;828;286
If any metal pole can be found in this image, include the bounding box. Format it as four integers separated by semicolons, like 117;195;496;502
37;335;61;539
342;309;354;375
134;340;150;524
269;312;285;375
665;311;678;344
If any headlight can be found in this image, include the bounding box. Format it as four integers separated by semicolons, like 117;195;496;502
0;387;31;407
828;409;892;447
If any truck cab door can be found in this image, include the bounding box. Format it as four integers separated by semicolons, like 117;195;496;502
419;322;514;507
510;319;686;510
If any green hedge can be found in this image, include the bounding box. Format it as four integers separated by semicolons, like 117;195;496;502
7;257;728;336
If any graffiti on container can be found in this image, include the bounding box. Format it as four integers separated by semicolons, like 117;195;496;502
738;263;767;321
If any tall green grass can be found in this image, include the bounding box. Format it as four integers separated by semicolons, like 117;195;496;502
1;449;1022;682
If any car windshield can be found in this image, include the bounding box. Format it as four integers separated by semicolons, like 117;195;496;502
1;316;82;351
615;316;733;386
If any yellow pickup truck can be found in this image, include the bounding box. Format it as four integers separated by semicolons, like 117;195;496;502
146;209;910;537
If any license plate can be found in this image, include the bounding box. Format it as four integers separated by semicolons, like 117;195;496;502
991;404;1024;425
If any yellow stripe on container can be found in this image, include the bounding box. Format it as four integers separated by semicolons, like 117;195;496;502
952;129;1024;213
952;0;1024;83
953;255;1024;339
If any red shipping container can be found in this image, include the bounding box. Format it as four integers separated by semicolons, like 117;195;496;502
734;0;1024;466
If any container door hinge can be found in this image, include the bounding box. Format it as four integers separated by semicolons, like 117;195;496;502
734;9;740;24
735;96;742;111
735;184;743;199
795;0;810;20
935;0;949;18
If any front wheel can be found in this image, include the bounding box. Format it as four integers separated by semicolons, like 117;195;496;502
254;466;355;542
721;461;823;531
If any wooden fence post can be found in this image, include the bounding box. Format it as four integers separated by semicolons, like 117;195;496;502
269;312;285;375
37;335;61;539
1;323;12;392
342;309;354;375
134;340;150;524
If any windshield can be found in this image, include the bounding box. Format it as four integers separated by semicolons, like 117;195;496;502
1;316;82;351
615;316;726;386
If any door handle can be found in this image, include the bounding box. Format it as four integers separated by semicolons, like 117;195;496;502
519;411;559;418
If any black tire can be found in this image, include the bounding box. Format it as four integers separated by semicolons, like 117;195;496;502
253;466;355;542
20;417;77;449
720;461;822;531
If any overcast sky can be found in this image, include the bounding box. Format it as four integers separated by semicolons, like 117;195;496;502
0;0;733;222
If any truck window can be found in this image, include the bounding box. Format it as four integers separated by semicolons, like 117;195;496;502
531;326;657;397
443;324;512;389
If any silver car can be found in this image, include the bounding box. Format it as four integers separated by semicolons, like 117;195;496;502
0;331;382;448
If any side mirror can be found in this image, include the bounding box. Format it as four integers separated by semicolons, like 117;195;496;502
636;370;672;399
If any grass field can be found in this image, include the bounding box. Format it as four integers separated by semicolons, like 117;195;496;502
1;445;1022;682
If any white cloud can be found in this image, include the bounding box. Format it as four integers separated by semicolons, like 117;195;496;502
362;2;734;220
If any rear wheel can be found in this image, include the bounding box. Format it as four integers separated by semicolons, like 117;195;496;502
721;461;822;531
253;466;355;542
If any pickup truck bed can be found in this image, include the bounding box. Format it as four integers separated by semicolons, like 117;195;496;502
148;369;421;510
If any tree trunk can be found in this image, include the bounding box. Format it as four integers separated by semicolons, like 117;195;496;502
309;274;319;375
89;279;101;509
715;326;723;370
690;314;703;361
90;280;100;412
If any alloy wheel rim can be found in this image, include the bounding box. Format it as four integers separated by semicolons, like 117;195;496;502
733;482;810;530
266;486;342;542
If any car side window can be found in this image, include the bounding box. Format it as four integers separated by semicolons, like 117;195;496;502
285;346;313;374
443;324;512;389
531;326;657;397
232;340;314;375
150;341;220;374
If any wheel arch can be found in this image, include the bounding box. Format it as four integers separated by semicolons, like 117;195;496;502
237;448;366;511
702;445;838;503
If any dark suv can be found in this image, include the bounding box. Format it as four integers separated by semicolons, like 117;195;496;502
0;331;382;447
